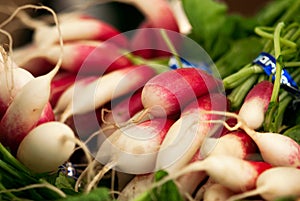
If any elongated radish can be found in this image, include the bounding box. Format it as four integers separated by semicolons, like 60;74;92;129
155;93;227;172
177;130;257;195
141;68;222;117
54;75;97;115
203;183;235;201
207;111;300;167
96;118;174;174
14;41;132;75
17;121;76;173
0;67;34;118
100;89;143;136
155;155;272;193
227;167;300;201
59;65;157;122
200;130;258;159
238;80;273;129
33;14;128;48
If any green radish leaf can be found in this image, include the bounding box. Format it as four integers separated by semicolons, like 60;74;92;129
55;172;76;191
55;188;112;201
283;125;300;144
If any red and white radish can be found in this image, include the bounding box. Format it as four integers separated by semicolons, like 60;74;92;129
155;93;227;172
50;71;77;107
227;167;300;201
177;130;257;195
33;14;128;48
85;118;174;192
17;121;76;173
238;80;273;129
59;65;157;122
200;130;258;160
54;75;97;115
141;68;222;118
14;41;132;75
155;154;272;193
207;111;300;167
0;67;34;119
96;118;175;174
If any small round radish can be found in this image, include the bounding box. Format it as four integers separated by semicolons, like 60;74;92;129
141;68;222;118
238;80;273;130
17;121;76;173
227;167;300;201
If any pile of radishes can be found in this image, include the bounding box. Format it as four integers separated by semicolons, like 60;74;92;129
0;1;300;201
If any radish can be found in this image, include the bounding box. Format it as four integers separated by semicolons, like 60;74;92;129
155;93;227;173
238;80;273;129
85;118;174;192
202;183;235;201
227;167;300;201
155;155;272;193
100;89;144;136
33;14;128;48
16;121;76;173
59;65;157;122
50;71;77;107
141;68;222;118
0;4;63;154
0;67;34;119
95;118;175;174
203;110;300;167
118;174;154;201
14;41;132;75
54;75;97;115
200;130;258;160
177;130;257;195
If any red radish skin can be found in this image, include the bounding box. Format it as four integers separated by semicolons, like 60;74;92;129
142;68;222;117
228;167;300;201
54;76;98;115
60;65;157;122
200;130;258;160
15;41;132;75
95;118;175;174
120;0;179;58
50;72;77;107
155;155;272;193
0;102;55;154
33;15;128;48
102;89;143;124
238;80;273;129
155;93;227;172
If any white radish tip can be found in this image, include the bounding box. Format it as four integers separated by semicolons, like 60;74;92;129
238;99;265;130
17;121;76;173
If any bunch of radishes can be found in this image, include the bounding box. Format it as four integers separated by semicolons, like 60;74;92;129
0;1;300;201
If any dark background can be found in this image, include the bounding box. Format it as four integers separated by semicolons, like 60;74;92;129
0;0;272;48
